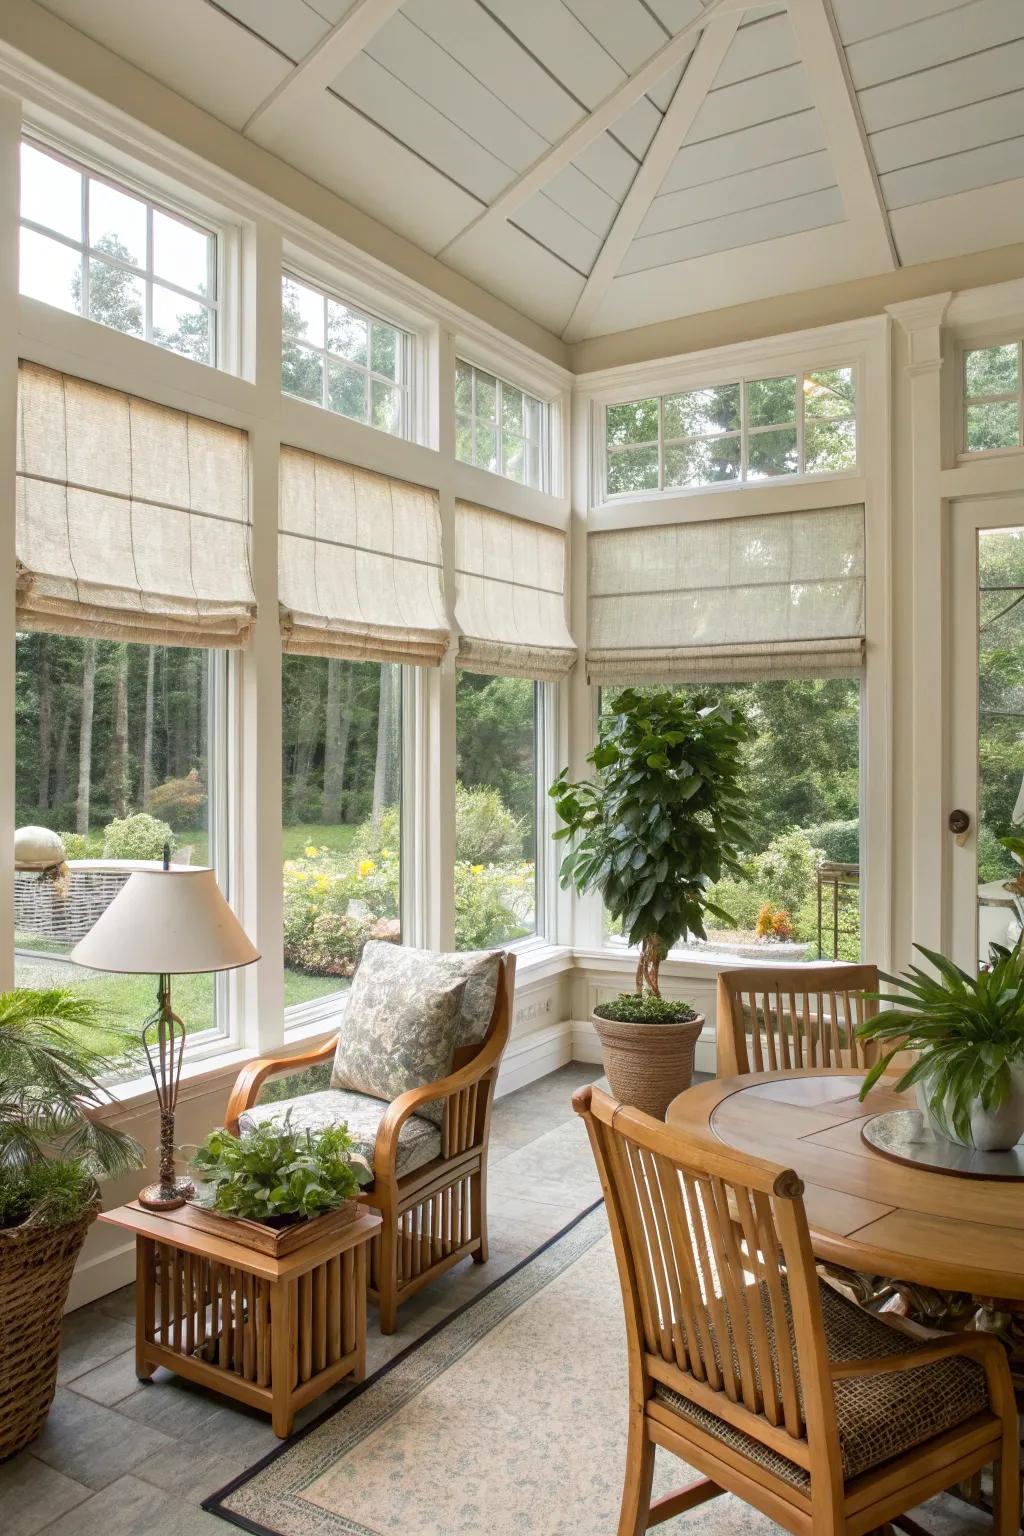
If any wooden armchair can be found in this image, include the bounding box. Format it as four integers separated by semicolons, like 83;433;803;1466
716;963;881;1078
225;954;515;1334
575;1083;1019;1536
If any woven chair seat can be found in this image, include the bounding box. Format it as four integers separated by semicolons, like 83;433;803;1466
655;1277;989;1489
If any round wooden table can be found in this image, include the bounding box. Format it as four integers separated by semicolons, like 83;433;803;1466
667;1069;1024;1305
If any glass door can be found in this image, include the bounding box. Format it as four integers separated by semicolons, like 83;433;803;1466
951;498;1024;969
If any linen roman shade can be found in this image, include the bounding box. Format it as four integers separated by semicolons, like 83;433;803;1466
278;447;449;666
587;505;865;684
454;500;576;681
16;361;256;647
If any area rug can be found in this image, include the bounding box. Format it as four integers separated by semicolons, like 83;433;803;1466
205;1203;987;1535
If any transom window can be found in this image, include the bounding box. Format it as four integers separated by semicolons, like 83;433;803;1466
19;138;219;365
604;365;857;497
455;360;546;489
281;272;411;438
963;342;1023;453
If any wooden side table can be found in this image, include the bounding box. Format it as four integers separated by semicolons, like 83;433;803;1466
100;1201;382;1437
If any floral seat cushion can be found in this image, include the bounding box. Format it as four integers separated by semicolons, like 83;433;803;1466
330;942;501;1125
238;1089;441;1178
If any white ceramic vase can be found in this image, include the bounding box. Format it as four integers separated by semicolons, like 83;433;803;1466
918;1062;1024;1152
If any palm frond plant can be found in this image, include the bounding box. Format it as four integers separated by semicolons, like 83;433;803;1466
857;940;1024;1149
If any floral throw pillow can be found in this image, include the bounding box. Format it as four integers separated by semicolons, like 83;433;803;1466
331;943;501;1124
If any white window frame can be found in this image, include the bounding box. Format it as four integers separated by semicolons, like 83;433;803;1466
19;133;223;367
958;337;1024;460
455;356;549;491
281;266;414;440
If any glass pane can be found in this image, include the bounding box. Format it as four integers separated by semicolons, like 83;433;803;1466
21;141;82;241
966;400;1020;452
502;431;525;483
525;442;542;489
664;434;740;488
524;395;544;444
475;421;498;473
456;412;474;463
599;679;861;961
281;274;324;348
455;361;473;413
455;672;536;949
747;426;798;479
607;443;659;495
282;339;323;404
88;178;146;270
966;343;1019;399
501;385;523;434
606;398;658;447
328;359;368;422
152;285;211;364
664;384;739;438
804;417;857;473
371;378;402;435
326;300;367;365
977;527;1024;967
747;375;797;429
803;366;855;419
19;227;82;314
475;371;497;423
14;636;217;1060
282;658;401;1011
370;322;400;380
87;257;144;337
152;209;212;297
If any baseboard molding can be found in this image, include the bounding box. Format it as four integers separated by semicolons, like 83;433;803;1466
66;1232;137;1313
495;1019;574;1097
571;1017;717;1077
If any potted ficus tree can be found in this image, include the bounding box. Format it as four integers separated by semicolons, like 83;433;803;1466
551;688;753;1117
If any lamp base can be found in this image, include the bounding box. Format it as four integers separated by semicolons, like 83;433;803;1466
138;1176;194;1211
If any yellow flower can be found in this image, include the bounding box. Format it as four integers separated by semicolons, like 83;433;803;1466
304;844;318;858
470;864;483;876
381;848;393;860
358;858;376;879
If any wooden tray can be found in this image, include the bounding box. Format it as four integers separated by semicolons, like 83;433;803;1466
149;1197;362;1256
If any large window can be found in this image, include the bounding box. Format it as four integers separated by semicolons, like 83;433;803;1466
454;672;538;950
604;365;857;497
282;658;402;1012
455;360;546;489
19;139;219;364
601;680;862;961
963;342;1022;453
14;634;225;1055
281;272;411;437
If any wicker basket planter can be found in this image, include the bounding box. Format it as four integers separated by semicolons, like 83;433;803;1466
0;1194;100;1460
592;1012;705;1120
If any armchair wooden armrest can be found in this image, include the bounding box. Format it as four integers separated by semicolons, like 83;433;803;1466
829;1327;1013;1416
224;1034;338;1135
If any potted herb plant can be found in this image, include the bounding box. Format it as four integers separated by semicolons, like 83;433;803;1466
0;988;143;1459
857;940;1024;1151
552;688;753;1117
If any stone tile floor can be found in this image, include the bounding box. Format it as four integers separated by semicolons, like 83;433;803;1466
1;1063;604;1536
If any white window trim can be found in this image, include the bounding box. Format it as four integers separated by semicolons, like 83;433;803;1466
455;355;548;491
956;336;1024;462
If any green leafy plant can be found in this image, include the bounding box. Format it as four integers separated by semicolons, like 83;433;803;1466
594;993;697;1025
147;769;207;829
857;940;1024;1141
0;989;143;1229
102;812;175;861
551;689;754;995
191;1119;372;1224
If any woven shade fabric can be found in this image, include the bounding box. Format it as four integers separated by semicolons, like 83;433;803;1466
454;500;576;681
16;361;255;647
279;447;449;666
587;505;864;684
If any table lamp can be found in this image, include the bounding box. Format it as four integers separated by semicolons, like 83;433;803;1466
71;853;259;1211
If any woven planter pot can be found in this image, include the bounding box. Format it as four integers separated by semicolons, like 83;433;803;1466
0;1193;100;1460
592;1012;704;1120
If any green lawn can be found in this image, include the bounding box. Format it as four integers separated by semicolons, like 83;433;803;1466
282;823;359;861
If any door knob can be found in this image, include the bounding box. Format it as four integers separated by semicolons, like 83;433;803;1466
948;809;970;846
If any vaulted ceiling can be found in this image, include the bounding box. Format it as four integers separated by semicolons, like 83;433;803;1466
32;0;1024;341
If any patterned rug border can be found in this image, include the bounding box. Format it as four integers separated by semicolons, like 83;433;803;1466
203;1198;606;1535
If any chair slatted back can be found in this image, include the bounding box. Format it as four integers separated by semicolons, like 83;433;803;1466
716;964;881;1078
577;1085;838;1471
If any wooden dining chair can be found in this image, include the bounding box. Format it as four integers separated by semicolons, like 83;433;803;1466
574;1083;1019;1536
716;964;882;1078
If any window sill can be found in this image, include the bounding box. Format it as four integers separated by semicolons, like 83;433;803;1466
571;944;849;977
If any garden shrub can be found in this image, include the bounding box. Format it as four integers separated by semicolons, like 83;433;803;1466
454;860;533;949
57;831;88;861
147;769;206;829
804;818;859;864
353;783;522;865
102;812;175;860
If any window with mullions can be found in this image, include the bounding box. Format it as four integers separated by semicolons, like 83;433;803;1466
281;272;411;438
19;139;219;365
455;360;546;489
963;342;1023;453
605;365;857;496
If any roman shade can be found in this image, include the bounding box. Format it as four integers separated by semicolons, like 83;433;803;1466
279;446;449;666
454;500;576;681
16;361;255;647
587;505;865;684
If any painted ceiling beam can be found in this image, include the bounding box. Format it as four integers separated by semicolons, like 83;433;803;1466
242;0;406;141
437;0;752;263
561;14;741;342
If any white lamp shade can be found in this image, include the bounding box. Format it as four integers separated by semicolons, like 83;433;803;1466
70;867;260;975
